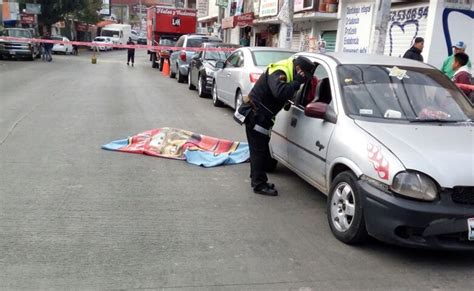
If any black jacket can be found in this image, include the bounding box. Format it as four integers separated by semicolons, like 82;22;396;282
248;69;302;121
403;46;423;62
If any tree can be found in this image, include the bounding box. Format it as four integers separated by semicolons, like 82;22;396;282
37;0;102;29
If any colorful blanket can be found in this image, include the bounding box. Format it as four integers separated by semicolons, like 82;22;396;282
102;127;249;167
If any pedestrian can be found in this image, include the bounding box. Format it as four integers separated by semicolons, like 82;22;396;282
126;37;135;66
43;32;53;62
403;37;424;62
234;56;316;196
441;41;472;79
451;52;472;96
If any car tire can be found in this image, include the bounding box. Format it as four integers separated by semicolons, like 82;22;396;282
327;171;368;244
235;90;243;110
212;82;224;107
198;74;207;98
177;66;186;83
188;70;196;90
170;63;176;78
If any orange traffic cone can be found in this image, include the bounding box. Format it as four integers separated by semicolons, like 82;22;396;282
162;59;170;76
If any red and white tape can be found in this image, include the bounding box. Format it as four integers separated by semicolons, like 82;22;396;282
0;36;236;52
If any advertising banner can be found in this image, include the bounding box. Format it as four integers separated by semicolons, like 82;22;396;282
342;3;374;54
100;0;111;16
259;0;278;17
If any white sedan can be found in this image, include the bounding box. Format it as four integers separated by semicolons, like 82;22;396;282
212;47;297;110
52;36;73;54
91;37;113;51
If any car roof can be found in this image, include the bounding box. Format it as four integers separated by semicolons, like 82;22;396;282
298;52;433;69
202;42;240;48
186;34;221;40
243;46;298;53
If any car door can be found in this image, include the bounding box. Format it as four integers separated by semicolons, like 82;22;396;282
216;51;241;105
287;60;337;190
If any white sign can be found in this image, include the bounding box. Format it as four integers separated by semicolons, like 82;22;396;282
259;0;278;17
444;0;472;10
100;0;111;16
342;3;374;54
253;0;260;16
197;0;209;18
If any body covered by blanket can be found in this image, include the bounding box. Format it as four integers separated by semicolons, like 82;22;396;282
102;127;249;167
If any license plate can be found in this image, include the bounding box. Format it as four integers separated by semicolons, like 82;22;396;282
468;218;474;241
10;51;16;55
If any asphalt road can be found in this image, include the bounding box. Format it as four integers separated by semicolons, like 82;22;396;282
1;50;473;290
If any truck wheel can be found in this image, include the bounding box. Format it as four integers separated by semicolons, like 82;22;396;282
327;171;368;244
151;53;158;68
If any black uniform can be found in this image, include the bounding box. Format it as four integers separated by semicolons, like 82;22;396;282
127;40;135;66
244;67;304;193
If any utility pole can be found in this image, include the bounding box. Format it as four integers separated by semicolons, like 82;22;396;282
139;0;142;33
372;0;391;54
279;0;294;49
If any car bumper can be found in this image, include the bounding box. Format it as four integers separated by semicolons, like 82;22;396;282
360;180;474;250
0;48;32;57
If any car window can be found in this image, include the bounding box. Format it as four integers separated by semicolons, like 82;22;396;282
175;36;185;47
226;52;241;67
4;29;31;38
338;64;472;121
52;36;62;41
252;51;295;66
296;62;333;108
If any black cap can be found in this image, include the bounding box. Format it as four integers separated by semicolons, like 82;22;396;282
293;56;316;74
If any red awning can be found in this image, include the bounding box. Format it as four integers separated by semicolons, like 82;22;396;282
97;20;116;28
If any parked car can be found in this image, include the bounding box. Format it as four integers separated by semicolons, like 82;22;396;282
269;52;474;250
0;28;41;60
137;36;147;45
169;34;222;83
213;47;297;110
188;43;241;97
52;36;73;54
91;37;113;51
151;36;178;71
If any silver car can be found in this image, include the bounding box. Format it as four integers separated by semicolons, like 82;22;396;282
270;52;474;250
213;47;297;110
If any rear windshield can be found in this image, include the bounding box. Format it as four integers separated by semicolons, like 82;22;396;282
159;39;176;46
252;51;295;66
187;38;221;48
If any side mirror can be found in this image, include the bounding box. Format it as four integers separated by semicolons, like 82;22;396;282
304;102;337;123
215;60;225;69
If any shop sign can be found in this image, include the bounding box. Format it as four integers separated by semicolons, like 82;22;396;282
342;2;374;54
235;12;254;27
20;13;35;24
197;0;209;18
2;2;19;21
216;0;229;8
259;0;278;17
253;0;260;16
221;16;234;28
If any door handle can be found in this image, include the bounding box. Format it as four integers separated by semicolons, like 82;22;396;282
290;117;298;127
316;141;325;151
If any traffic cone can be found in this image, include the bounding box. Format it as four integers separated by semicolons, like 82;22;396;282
162;59;170;76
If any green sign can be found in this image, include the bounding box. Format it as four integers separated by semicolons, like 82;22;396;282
216;0;228;8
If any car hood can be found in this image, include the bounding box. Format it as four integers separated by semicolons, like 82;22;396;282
354;120;474;187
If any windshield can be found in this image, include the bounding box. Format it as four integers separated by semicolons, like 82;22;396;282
101;30;118;37
52;36;63;41
338;65;472;122
1;29;31;38
94;37;106;42
159;39;176;46
252;51;295;66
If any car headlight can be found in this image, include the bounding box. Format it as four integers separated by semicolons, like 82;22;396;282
391;171;438;201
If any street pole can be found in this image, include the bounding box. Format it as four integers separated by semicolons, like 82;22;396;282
139;0;142;34
280;0;294;49
372;0;391;54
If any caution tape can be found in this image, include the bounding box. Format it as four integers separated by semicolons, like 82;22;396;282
0;36;237;52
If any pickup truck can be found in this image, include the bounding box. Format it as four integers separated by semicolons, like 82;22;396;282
0;28;41;60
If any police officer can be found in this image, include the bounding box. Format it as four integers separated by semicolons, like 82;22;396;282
235;56;316;196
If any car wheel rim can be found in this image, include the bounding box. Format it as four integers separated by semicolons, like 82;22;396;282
330;182;355;233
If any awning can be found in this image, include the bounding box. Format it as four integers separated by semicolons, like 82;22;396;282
97;20;116;28
198;15;218;23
